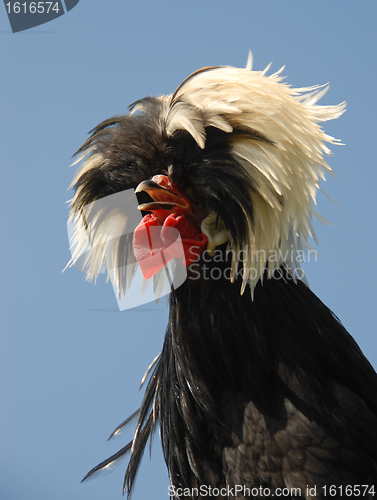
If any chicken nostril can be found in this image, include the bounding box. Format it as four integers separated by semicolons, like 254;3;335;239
151;174;170;187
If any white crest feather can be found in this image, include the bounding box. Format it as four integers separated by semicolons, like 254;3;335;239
161;64;345;294
245;50;253;71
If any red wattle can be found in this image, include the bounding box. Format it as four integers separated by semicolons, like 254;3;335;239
133;212;208;280
163;214;208;264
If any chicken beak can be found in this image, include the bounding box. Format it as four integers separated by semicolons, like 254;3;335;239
135;179;189;212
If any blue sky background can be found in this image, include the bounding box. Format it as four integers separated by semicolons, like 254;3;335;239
1;2;376;499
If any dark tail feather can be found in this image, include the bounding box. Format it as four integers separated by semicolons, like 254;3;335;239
81;441;133;482
108;409;140;441
82;354;162;496
123;413;156;498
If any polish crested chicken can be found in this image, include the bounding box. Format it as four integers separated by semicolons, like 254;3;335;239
68;55;377;499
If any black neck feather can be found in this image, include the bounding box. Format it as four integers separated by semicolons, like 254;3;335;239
124;256;377;496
